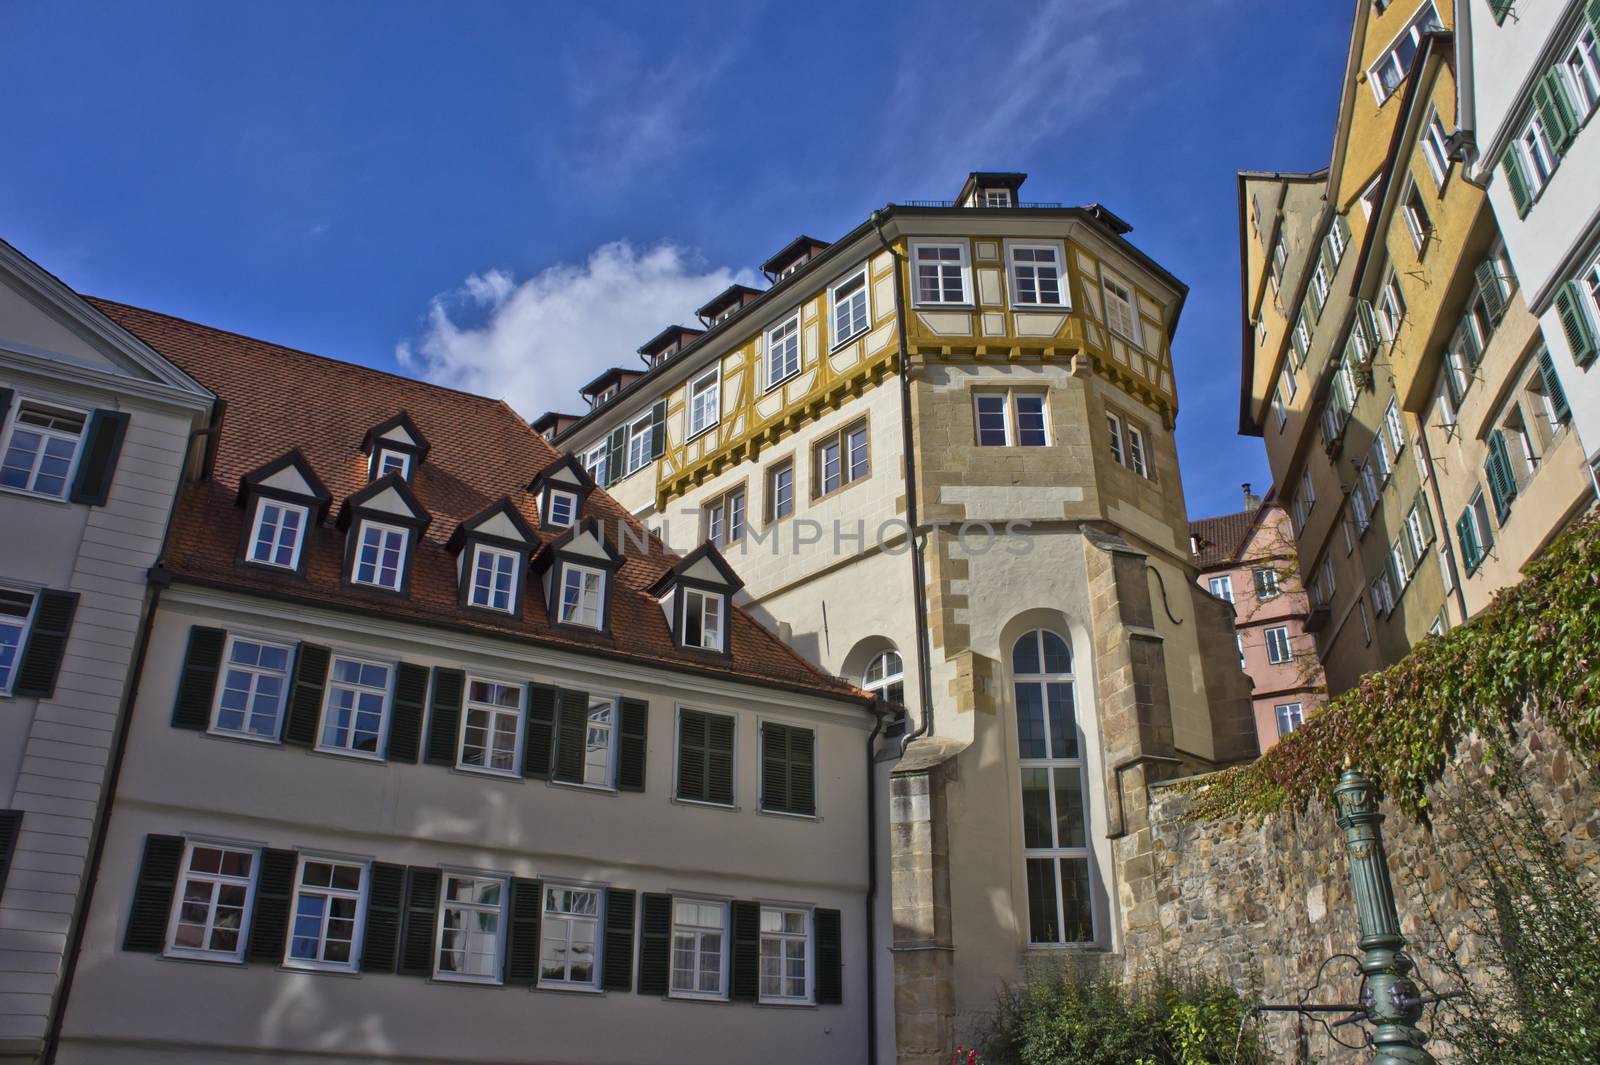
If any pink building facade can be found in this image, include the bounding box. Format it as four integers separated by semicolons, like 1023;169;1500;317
1191;493;1327;750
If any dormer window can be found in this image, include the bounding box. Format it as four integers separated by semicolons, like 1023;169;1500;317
353;521;408;591
984;189;1013;207
545;490;578;528
682;588;724;652
559;564;606;629
469;544;520;612
375;449;411;479
248;500;308;569
596;385;618;408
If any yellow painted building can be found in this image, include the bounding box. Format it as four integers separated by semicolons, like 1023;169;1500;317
1238;1;1590;695
546;171;1257;1064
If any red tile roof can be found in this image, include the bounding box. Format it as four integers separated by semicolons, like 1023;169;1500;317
88;299;867;704
1189;509;1260;570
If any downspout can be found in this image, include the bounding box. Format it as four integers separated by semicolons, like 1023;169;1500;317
869;209;937;752
862;702;887;1065
1412;411;1470;623
1451;0;1485;180
41;420;214;1063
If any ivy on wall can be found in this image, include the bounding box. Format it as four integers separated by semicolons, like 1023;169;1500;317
1182;514;1600;823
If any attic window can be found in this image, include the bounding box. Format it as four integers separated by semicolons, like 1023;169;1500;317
545;490;578;529
375;449;411;480
682;589;725;652
558;564;606;629
983;189;1013;207
468;544;519;613
595;385;618;408
352;521;408;591
248;501;308;570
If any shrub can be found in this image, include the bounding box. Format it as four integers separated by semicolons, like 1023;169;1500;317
973;962;1267;1065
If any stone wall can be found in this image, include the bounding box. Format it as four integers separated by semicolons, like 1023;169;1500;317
1121;715;1599;1061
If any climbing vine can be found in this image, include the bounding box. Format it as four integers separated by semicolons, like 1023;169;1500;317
1182;513;1600;823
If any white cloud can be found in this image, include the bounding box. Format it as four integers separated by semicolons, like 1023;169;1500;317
396;241;756;419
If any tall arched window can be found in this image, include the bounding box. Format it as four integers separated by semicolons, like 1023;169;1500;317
863;648;905;733
1012;629;1093;944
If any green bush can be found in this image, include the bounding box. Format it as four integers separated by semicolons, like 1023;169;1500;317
975;963;1267;1065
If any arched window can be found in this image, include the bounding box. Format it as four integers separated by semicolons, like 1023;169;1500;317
1012;629;1093;944
862;648;906;734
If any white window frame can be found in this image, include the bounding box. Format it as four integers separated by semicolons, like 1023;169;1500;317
545;489;578;529
284;855;367;973
975;390;1049;447
764;313;802;392
1006;240;1070;309
704;485;746;547
0;587;38;697
682;588;725;652
1401;182;1431;252
164;840;259;962
983;188;1013;207
575;692;619;789
538;883;603;991
625;411;654;476
434;871;507;985
1275;702;1305;736
375;448;411;479
1264;625;1293;665
1255;567;1281;601
1565;29;1600;117
1421;110;1451;187
1405;507;1429;563
1100;272;1144;348
758;906;814;1005
1368;3;1441;103
1126;426;1149;477
669;897;730;1000
582;443;609;488
210;634;294;742
246;499;308;569
687;366;721;439
1106;413;1125;466
352;520;408;591
0;397;87;501
1208;575;1234;603
317;654;393;759
458;677;525;777
1518;114;1559;193
468;543;519;613
829;265;872;348
910;241;972;307
558;563;606;630
766;459;794;522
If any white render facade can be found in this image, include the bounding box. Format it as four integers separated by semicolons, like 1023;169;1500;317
56;585;873;1065
1464;0;1600;490
0;241;212;1061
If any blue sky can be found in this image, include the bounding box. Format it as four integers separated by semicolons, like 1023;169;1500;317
2;1;1350;519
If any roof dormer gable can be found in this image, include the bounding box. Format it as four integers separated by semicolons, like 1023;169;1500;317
533;517;623;571
336;471;431;532
528;455;597;530
761;235;832;281
237;449;332;519
446;497;536;555
647;543;743;656
695;284;764;327
360;411;429;482
645;542;744;598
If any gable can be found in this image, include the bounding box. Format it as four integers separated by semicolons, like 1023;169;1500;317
376;423;420;448
682;554;730;586
361;485;421;519
258;464;318;497
475;510;528;543
562;528;615;561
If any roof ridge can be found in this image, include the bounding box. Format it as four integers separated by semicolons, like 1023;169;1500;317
84;297;517;410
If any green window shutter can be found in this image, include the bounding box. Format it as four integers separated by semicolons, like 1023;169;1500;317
1318;239;1336;286
1414;492;1435;544
1356;299;1380;355
1541;70;1579;153
247;848;298;962
360;862;407;973
282;643;330;746
553;688;589;785
505;877;543;986
1456;512;1478;574
1290;316;1307;360
423;667;464;766
1555;282;1599;366
1486;432;1517;520
67;409;130;506
397;867;441;977
1489;0;1513;23
1589;0;1600;32
1335;213;1352;255
814;908;843;1005
636;892;673;996
123;834;185;952
386;663;428;762
1501;148;1532;218
649;399;668;460
1475;260;1506;320
523;683;558;779
0;810;20;902
171;626;226;731
788;727;816;816
617;697;648;792
1303;290;1320;327
761;723;790;813
606;426;626;486
14;590;79;699
1458;315;1483;367
730;900;761;1002
1539;350;1571;423
707;712;735;805
601;887;637;992
676;710;709;802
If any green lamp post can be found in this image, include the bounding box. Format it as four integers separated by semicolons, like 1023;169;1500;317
1334;768;1437;1065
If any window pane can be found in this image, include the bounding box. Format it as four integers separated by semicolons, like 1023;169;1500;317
1059;858;1094;942
1025;858;1060;944
1046;683;1077;760
1020;768;1052;848
1053;767;1086;848
1014;683;1046;760
1011;632;1040;675
1040;632;1070;673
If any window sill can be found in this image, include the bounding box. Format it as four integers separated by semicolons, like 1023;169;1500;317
0;484;73;506
668;991;730;1003
431;973;504;988
162;949;246;966
686;422;719;444
1008;302;1070;312
547;778;618;796
830;328;869;352
537;980;603;994
312;746;387;765
454;763;525;782
281;959;360;977
206;727;283;747
910;301;974;312
670;796;738;813
756;998;817;1009
758;806;820;822
763;369;802;395
242;557;302;574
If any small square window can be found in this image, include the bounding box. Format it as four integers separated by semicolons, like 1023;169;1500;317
374;449;411;480
558;564;605;629
1207;576;1234;603
1007;244;1068;308
912;243;971;306
545;490;578;529
704;486;746;547
352;521;407;591
212;636;293;740
166;841;257;961
983;188;1013;207
248;500;308;569
975;390;1049;447
1275;702;1305;736
683;589;725;652
0;400;86;499
0;588;38;696
812;420;869;499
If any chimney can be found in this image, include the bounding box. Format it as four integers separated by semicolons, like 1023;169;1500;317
1242;482;1261;510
